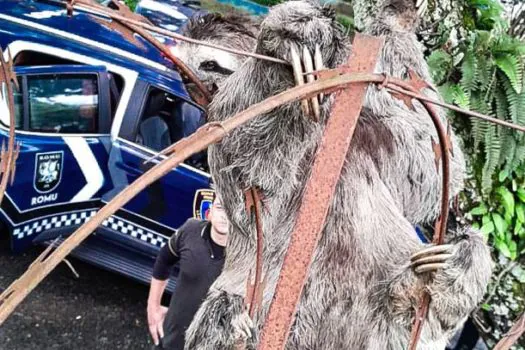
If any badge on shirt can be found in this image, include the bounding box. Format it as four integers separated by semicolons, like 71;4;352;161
193;189;215;220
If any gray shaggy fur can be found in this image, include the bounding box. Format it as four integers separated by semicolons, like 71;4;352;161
173;12;261;90
184;1;494;349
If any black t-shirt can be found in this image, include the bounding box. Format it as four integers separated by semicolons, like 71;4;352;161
158;219;225;350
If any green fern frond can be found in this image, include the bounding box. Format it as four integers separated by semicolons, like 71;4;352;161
453;86;470;109
495;86;509;120
477;56;495;93
497;123;517;168
512;143;525;168
503;76;520;124
516;90;525;128
470;93;491;150
482;124;501;191
427;50;453;84
438;83;459;105
461;52;479;94
493;35;525;57
495;55;523;94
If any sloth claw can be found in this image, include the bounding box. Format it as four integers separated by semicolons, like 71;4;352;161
410;244;453;274
303;46;320;121
414;263;446;274
314;44;324;103
416;0;428;16
290;44;324;121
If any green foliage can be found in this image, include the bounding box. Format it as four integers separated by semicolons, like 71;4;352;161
462;0;506;31
336;14;355;35
429;31;525;193
123;0;139;11
427;0;525;268
471;170;525;261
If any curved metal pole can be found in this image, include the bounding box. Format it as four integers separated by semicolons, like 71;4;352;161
0;71;376;326
66;0;212;105
0;69;521;350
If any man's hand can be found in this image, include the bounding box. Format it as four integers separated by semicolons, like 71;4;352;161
147;303;168;346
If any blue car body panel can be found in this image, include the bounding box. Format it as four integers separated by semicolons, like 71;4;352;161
0;0;213;290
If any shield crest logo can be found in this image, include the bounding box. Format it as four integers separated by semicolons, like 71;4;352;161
34;151;64;193
193;189;215;220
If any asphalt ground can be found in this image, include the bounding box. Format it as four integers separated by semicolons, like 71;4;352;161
0;235;491;350
0;236;159;350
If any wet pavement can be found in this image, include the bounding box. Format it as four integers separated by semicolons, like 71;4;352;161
0;236;158;350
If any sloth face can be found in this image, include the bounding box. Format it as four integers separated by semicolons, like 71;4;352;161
173;13;260;94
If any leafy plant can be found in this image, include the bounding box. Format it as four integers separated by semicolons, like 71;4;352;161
426;0;525;263
470;167;525;260
427;25;525;193
123;0;139;11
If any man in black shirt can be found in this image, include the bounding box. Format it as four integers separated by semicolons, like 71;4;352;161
147;195;229;349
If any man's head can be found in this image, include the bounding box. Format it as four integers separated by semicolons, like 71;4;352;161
208;195;229;236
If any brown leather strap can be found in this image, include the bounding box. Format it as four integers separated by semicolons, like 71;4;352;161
257;33;384;350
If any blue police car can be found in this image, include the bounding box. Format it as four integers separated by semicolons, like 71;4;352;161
0;0;214;291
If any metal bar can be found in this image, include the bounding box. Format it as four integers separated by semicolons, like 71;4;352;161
400;76;451;350
73;0;289;66
493;312;525;350
257;33;384;350
0;70;385;326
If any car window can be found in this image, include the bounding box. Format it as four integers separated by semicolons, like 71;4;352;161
0;80;23;128
134;87;207;170
27;74;99;133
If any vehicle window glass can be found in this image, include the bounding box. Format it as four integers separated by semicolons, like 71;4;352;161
0;81;23;128
13;82;23;128
27;74;99;133
134;87;207;171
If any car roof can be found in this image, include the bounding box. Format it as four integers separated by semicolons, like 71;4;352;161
0;0;192;97
135;0;203;32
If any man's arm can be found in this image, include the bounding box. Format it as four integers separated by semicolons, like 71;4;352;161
147;234;181;345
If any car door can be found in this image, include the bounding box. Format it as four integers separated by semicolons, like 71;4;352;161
101;79;212;257
0;65;113;252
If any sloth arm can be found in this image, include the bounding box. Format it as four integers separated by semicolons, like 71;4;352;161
380;225;493;336
348;170;492;337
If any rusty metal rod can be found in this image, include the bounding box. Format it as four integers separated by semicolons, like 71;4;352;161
493;312;525;350
385;86;525;133
248;187;265;319
64;0;212;105
0;68;521;350
0;71;385;326
398;82;450;350
73;1;289;66
258;34;384;350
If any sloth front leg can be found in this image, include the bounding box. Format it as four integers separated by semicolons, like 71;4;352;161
423;228;493;331
183;286;257;350
387;228;493;335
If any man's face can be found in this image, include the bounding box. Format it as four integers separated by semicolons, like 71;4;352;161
209;198;229;236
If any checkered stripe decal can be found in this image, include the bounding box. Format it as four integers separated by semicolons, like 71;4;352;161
13;211;168;247
102;216;168;247
13;211;97;240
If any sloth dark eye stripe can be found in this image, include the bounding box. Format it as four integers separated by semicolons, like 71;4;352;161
199;60;234;75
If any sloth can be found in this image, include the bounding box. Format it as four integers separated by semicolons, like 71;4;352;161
173;12;261;93
183;1;493;349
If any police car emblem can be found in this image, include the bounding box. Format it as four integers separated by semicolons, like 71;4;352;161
193;189;215;220
34;151;63;193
